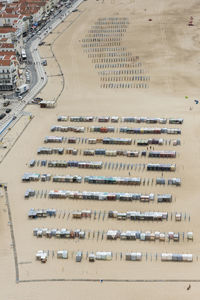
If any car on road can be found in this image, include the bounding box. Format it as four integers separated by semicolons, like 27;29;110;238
3;100;10;107
6;108;11;113
0;113;6;120
32;97;43;104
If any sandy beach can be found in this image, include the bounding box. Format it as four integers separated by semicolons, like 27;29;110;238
1;0;200;298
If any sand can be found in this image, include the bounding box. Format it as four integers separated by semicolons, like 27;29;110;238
0;0;200;298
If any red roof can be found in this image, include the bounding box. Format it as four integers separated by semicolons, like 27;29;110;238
0;60;12;66
0;38;8;42
0;43;14;48
0;27;16;33
0;51;15;55
0;13;19;18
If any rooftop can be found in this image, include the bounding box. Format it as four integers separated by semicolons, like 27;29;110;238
0;27;17;33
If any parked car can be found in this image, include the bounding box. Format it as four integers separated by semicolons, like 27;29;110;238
3;100;10;107
0;113;6;120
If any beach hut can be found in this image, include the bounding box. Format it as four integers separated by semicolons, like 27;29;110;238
83;149;95;156
147;164;176;172
187;232;193;240
167;128;181;134
48;190;68;198
127;151;139;157
108;211;118;218
36;250;47;263
24;189;35;198
148;151;176;158
156;178;165;185
137;139;148;146
175;213;181;221
105;150;117;156
28;209;37;219
89;253;95;262
95;149;106;155
72;211;82;219
168;178;181;186
161;253;192;262
98;116;110;122
57;250;68;259
22;173;40;182
169;118;183;124
117;213;127;220
107;230;120;239
70;116;94;122
82;210;92;218
88;138;97;144
40;100;55;108
44;136;63;143
172;139;181;146
96;252;112;260
125;253;142;261
68;137;77;144
58;116;68;122
157;194;172;203
76;251;83;262
111;116;119;122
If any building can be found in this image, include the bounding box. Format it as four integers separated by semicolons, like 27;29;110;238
0;55;18;90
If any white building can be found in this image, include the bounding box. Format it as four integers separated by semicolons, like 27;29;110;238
0;56;18;90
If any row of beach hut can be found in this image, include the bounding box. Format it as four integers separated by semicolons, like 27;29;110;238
57;116;183;124
33;228;85;239
47;190;171;202
27;209;183;221
37;147;64;155
22;173;180;187
106;230;193;241
47;160;103;169
23;174;82;183
43;136;181;146
83;149;139;156
147;164;176;172
51;126;85;133
35;250;193;263
161;253;193;262
37;148;177;158
28;208;56;218
33;228;193;241
84;176;141;185
119;127;181;135
51;126;182;135
108;210;168;221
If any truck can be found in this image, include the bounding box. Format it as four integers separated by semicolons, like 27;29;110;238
16;84;30;96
